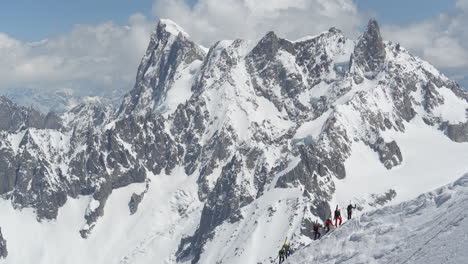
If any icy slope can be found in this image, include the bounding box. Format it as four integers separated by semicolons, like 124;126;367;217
288;173;468;264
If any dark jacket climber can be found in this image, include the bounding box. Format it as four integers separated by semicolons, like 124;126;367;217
334;206;342;227
283;243;291;258
325;218;333;232
313;222;321;240
279;248;285;263
347;204;356;220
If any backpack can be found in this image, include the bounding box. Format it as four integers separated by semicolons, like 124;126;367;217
335;210;341;218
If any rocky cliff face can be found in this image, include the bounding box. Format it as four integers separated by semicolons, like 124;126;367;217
0;96;61;131
0;19;467;263
351;19;386;81
0;228;7;259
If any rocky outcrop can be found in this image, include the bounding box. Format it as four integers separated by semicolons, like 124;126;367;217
445;122;468;142
0;228;7;259
0;96;62;131
351;19;386;80
178;155;255;263
118;20;206;117
128;180;150;215
423;82;444;111
371;138;403;169
369;189;397;207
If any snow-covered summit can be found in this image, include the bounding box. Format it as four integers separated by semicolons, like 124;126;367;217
117;19;206;117
158;18;190;38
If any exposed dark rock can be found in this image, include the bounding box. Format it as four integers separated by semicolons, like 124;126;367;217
0;228;7;259
80;191;110;239
118;20;206;117
351;19;386;79
129;180;150;215
177;155;254;264
0;96;62;132
0;149;16;195
371;138;403;169
445;122;468;142
389;74;417;123
300;218;316;240
128;193;143;215
423;82;444;111
369;189;397;207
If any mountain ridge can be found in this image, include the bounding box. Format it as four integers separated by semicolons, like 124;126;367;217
0;19;467;263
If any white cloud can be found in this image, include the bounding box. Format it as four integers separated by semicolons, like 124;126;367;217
0;13;152;96
152;0;363;46
2;0;467;108
456;0;468;10
382;5;468;69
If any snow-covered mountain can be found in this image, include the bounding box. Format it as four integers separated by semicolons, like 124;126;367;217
0;19;467;264
1;87;124;114
288;173;468;264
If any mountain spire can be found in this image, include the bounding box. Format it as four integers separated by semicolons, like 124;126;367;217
351;19;386;80
117;19;205;117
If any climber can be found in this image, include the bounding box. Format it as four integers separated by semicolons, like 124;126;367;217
325;218;333;233
278;248;285;263
283;243;291;258
313;221;321;240
288;244;295;255
334;205;342;227
347;203;357;220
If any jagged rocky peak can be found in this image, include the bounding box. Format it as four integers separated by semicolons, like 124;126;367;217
61;101;114;132
118;19;206;117
149;19;191;48
0;96;61;131
351;19;386;80
328;27;343;34
158;19;190;38
250;31;295;58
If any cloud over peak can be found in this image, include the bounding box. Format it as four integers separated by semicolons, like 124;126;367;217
0;13;152;96
0;0;467;111
152;0;363;46
382;2;468;69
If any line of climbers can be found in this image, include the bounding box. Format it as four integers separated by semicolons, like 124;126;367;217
278;203;357;263
278;241;294;263
313;203;357;241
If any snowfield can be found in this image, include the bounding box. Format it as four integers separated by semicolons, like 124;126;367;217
0;167;201;264
288;173;468;264
334;117;468;212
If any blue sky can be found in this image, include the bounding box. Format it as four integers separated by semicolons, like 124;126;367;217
0;0;458;41
0;0;155;41
356;0;457;25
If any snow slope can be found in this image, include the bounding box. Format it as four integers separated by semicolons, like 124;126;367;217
333;117;468;211
288;173;468;264
0;167;201;264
